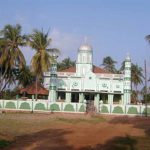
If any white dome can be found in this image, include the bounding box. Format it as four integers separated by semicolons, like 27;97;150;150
79;44;92;51
125;53;131;61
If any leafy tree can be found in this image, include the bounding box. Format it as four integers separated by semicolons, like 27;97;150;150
101;56;117;73
58;57;75;71
0;24;26;91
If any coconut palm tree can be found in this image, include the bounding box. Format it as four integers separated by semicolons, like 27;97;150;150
131;64;144;91
119;60;125;73
27;29;59;100
0;24;26;91
101;56;117;73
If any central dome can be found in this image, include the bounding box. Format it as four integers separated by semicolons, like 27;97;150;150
79;44;92;51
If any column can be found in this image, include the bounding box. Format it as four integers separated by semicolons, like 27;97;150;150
108;94;113;105
121;94;124;105
79;93;84;103
94;94;100;112
65;92;71;103
32;95;34;101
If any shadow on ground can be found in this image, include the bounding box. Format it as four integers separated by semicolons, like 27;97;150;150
80;135;137;150
108;116;150;136
2;116;150;150
4;129;73;150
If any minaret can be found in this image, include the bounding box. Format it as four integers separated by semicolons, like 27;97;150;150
48;57;58;102
76;42;93;76
123;54;131;105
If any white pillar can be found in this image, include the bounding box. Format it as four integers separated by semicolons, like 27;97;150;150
108;94;113;105
65;92;71;103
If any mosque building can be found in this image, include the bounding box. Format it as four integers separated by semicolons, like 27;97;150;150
44;43;131;105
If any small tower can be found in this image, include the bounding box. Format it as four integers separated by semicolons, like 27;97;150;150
76;43;93;76
123;54;131;105
48;57;58;102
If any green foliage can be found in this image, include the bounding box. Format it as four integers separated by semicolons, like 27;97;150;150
143;93;150;104
0;24;26;91
101;56;117;73
0;89;18;99
131;63;144;90
17;66;34;87
27;29;52;79
57;57;75;71
0;140;11;148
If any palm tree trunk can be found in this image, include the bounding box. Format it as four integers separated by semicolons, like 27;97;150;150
135;85;138;102
35;76;38;101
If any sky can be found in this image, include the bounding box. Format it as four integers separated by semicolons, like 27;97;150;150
0;0;150;71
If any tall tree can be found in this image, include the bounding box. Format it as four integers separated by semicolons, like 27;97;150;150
101;56;117;73
27;29;59;99
0;24;26;91
27;29;55;78
131;63;144;91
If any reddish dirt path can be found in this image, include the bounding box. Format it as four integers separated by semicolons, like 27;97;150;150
1;113;149;150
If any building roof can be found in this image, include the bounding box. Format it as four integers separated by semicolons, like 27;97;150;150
93;65;111;73
59;65;111;74
20;82;49;95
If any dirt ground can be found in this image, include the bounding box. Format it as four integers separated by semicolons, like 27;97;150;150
0;112;150;150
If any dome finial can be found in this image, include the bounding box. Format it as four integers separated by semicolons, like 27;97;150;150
84;36;88;44
78;36;92;51
125;52;131;61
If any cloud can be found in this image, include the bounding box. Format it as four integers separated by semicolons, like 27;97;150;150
50;28;83;61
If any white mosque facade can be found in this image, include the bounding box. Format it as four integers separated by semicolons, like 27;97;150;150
44;44;131;105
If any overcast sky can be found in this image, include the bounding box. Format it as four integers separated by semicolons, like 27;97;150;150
0;0;150;71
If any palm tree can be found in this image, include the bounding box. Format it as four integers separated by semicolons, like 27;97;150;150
101;56;117;73
119;60;125;73
57;57;75;71
27;29;52;78
131;63;144;91
27;29;59;100
0;24;26;91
